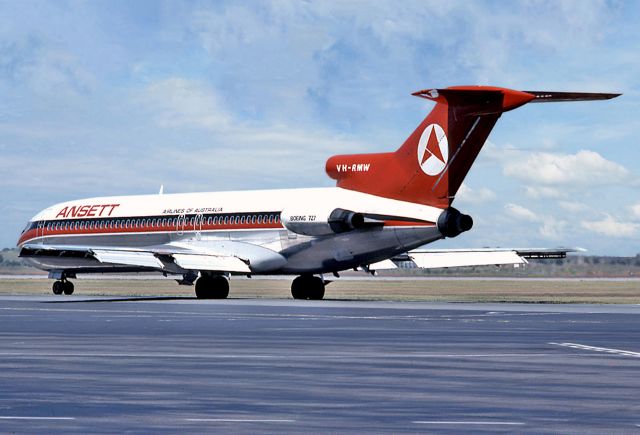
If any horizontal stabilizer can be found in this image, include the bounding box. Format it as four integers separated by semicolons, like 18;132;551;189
524;91;621;103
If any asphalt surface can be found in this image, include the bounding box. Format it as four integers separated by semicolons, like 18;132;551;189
0;296;639;434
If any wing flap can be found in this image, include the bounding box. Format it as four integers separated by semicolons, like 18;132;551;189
92;249;164;269
409;250;526;269
172;254;251;273
367;259;398;270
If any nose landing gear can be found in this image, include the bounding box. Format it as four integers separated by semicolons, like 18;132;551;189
291;275;325;300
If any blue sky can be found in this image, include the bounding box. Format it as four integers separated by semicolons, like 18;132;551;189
1;0;639;255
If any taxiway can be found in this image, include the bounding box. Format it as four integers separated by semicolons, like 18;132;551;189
0;296;639;433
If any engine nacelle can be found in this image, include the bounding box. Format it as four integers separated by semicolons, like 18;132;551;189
281;207;366;236
437;207;473;238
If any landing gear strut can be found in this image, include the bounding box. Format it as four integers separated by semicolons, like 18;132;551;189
195;274;229;299
52;279;74;295
291;275;325;300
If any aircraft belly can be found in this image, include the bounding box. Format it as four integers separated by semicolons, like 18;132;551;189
279;227;442;274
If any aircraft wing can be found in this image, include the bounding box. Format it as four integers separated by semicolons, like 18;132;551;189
367;247;581;271
19;240;282;275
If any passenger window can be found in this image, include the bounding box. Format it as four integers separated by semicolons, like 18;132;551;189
257;215;262;224
224;216;228;224
207;217;212;225
152;218;156;227
240;216;245;224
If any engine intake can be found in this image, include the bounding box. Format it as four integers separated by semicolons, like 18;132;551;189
437;207;473;238
328;209;365;233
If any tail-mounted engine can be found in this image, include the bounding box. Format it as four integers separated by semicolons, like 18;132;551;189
437;207;473;238
281;207;373;236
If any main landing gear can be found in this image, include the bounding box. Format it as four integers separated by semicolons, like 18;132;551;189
52;279;74;295
291;275;325;300
195;274;229;299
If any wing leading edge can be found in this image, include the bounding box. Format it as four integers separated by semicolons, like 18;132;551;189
19;242;261;275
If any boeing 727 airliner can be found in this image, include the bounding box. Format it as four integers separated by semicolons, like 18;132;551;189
17;86;619;299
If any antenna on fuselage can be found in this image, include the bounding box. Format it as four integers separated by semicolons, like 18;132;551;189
159;185;164;195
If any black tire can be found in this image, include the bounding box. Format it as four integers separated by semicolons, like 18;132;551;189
52;281;63;295
308;277;325;300
291;275;325;300
291;276;307;299
63;281;74;295
195;275;229;299
195;276;213;299
211;275;230;299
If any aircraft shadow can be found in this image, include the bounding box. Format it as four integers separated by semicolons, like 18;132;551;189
43;296;196;304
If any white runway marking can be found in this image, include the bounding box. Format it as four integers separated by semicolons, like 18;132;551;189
185;418;295;423
0;416;76;420
413;421;525;426
550;342;640;358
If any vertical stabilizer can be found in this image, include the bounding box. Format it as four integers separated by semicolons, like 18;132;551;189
326;86;619;208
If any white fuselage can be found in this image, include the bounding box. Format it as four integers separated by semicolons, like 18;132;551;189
18;187;445;275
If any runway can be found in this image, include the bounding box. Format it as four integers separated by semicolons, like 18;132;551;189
0;296;639;433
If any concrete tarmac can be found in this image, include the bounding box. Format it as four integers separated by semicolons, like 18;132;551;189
0;295;639;434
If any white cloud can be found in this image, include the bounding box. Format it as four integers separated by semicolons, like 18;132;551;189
455;183;496;204
505;203;540;222
632;204;640;220
538;220;568;240
504;150;630;186
525;186;565;199
558;201;589;214
140;78;231;129
581;215;639;238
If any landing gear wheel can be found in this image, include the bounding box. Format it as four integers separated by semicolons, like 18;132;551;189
308;276;325;300
195;275;230;299
63;281;74;295
291;275;325;300
52;281;63;295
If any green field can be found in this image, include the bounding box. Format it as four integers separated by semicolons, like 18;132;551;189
1;277;638;304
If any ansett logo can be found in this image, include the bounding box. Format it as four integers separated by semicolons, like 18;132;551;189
417;124;448;176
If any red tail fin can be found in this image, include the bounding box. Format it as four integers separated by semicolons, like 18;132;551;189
326;86;619;208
